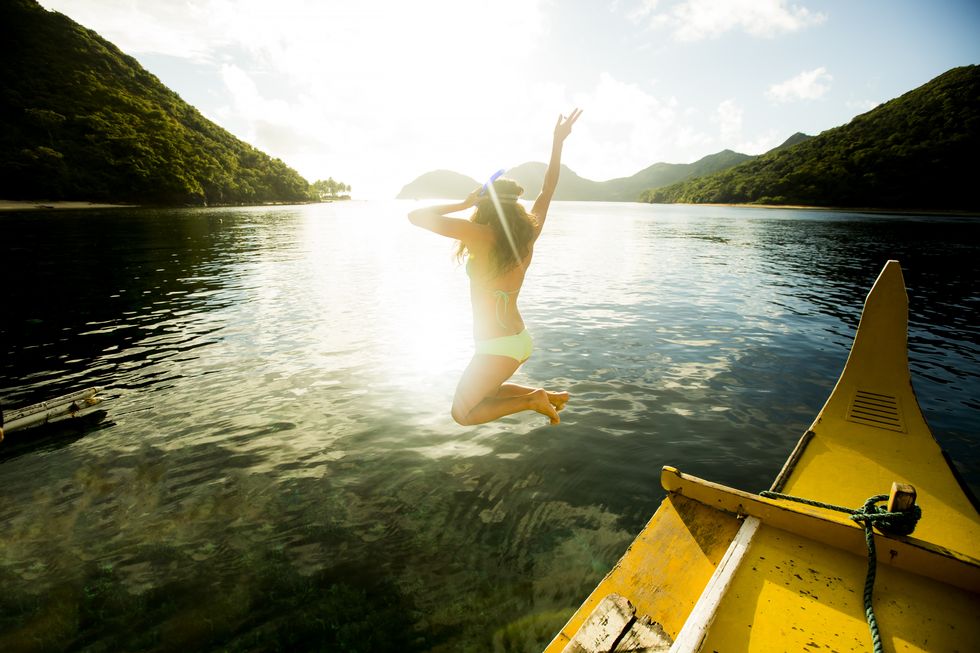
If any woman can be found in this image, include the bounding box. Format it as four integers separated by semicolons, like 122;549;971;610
408;109;582;425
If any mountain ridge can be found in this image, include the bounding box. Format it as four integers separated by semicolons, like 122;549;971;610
644;66;980;211
396;147;759;201
0;0;313;205
398;63;980;213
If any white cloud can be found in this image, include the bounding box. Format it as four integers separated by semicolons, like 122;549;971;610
561;72;686;178
714;99;743;143
629;0;825;41
735;130;782;155
627;0;662;23
40;0;554;197
709;99;779;155
40;0;229;61
42;1;546;81
767;67;833;102
674;124;713;152
36;0;831;196
846;99;881;114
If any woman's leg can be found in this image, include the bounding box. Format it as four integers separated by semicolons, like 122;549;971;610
494;383;570;411
452;355;560;426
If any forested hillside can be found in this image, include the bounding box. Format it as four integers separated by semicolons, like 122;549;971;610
643;66;980;211
0;0;314;205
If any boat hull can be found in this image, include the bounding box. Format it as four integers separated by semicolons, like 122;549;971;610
545;261;980;652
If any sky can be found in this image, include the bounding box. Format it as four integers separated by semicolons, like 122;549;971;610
38;0;980;199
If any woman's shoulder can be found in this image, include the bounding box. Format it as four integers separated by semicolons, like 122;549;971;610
467;237;495;257
462;222;495;247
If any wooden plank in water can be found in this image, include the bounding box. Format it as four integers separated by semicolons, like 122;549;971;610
559;594;634;653
559;594;672;653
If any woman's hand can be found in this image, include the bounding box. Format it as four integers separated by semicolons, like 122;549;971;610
464;188;483;208
554;108;582;144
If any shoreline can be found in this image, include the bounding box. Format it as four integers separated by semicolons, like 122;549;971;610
0;199;353;212
0;200;139;212
654;201;980;217
3;199;975;218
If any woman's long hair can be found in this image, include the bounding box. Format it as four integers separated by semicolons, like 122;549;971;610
456;178;538;276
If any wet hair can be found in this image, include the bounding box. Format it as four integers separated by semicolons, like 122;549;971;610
456;177;538;275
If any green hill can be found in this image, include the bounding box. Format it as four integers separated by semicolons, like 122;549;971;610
769;132;813;152
397;149;753;201
604;149;754;201
643;66;980;211
502;162;608;200
396;170;481;199
0;0;312;205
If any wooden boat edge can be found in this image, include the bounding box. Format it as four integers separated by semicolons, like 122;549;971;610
543;260;980;651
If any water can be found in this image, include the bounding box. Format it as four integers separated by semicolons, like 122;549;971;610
1;201;978;652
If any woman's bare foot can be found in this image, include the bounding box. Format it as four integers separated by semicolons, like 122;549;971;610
530;389;561;425
547;390;570;412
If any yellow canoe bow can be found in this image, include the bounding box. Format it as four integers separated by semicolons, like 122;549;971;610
545;260;980;653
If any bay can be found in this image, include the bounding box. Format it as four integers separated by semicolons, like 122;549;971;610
1;201;978;652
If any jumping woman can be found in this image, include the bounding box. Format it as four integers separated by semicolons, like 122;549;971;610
408;109;582;426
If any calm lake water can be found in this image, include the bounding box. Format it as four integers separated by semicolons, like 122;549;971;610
1;201;978;652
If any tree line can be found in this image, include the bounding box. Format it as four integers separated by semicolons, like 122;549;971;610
1;0;348;206
311;178;351;200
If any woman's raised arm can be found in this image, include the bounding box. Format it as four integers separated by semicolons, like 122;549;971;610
408;189;491;243
532;108;582;236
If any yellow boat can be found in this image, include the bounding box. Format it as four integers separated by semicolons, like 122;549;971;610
545;260;980;653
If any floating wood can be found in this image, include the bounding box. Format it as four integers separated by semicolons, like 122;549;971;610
2;387;103;433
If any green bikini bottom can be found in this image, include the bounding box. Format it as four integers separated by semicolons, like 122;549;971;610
474;329;533;363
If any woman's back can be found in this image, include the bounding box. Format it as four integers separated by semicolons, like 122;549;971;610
466;243;532;340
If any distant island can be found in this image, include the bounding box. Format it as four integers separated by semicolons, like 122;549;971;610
0;0;346;206
399;65;979;212
396;147;761;201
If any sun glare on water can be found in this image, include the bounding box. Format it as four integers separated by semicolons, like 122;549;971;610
301;201;473;404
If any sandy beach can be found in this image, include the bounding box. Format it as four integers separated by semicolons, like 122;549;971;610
0;200;138;211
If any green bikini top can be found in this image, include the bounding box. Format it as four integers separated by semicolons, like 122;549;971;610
467;255;518;329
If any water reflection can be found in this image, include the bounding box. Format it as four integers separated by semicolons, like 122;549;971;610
0;202;978;651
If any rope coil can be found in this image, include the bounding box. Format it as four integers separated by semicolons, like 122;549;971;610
759;490;922;653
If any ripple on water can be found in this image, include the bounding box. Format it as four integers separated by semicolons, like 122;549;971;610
0;203;978;650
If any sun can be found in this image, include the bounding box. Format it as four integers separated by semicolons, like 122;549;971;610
301;200;473;393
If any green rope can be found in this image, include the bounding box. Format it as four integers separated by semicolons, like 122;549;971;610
759;490;922;653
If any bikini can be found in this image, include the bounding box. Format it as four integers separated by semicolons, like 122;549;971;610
467;256;534;363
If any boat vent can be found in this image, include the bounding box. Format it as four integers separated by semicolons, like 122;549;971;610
846;390;905;433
